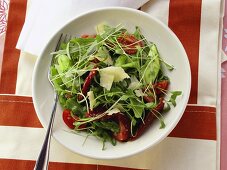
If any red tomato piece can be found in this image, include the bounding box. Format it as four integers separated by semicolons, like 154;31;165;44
117;34;143;54
154;80;169;95
62;109;75;129
81;34;96;38
62;109;86;129
113;113;131;142
142;80;169;101
154;97;165;112
85;107;107;118
78;68;97;101
82;68;97;95
143;96;154;103
131;98;164;140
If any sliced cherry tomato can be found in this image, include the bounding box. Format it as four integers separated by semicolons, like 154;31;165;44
62;109;75;129
154;97;165;112
113;113;131;142
154;80;169;95
143;96;154;103
85;107;106;118
63;109;86;129
117;34;143;54
131;113;154;141
131;98;164;140
81;34;96;38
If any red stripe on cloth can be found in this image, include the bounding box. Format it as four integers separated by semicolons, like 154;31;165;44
0;96;216;140
169;105;216;140
0;95;42;127
0;0;27;94
98;165;142;170
168;0;202;104
0;159;142;170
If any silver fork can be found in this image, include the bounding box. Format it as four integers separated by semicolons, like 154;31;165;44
34;34;71;170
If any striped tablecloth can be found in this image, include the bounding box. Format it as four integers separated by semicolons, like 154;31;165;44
0;0;224;169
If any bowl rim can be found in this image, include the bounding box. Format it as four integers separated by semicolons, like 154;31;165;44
32;6;191;159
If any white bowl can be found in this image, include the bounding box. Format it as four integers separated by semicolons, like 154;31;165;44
32;7;191;159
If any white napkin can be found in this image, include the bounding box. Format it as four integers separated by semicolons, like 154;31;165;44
16;0;149;56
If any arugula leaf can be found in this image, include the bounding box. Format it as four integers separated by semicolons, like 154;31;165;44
168;91;182;107
58;94;67;107
120;94;129;101
95;46;113;65
160;119;166;129
96;23;112;35
163;103;171;113
92;127;117;150
145;102;156;109
64;37;96;61
115;55;128;67
50;66;63;90
55;65;72;88
140;44;160;84
161;60;174;71
93;121;119;133
64;97;86;116
149;44;161;81
121;62;138;69
171;91;182;97
57;54;71;72
129;98;144;118
133;26;142;39
115;48;125;55
71;37;95;45
152;110;166;129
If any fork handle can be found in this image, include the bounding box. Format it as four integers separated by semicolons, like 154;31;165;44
34;93;58;170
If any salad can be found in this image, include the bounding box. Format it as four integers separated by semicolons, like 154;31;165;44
50;24;181;149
